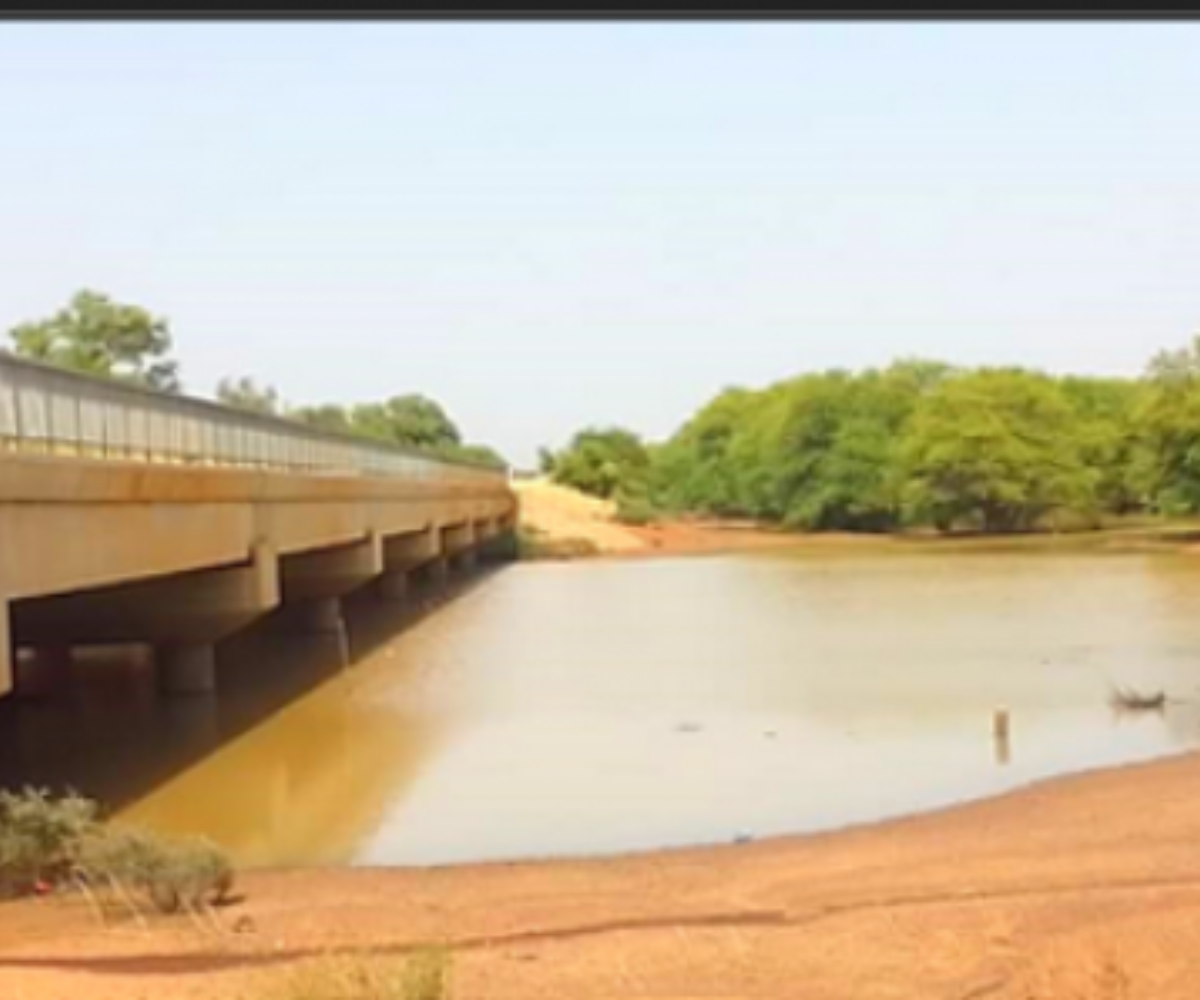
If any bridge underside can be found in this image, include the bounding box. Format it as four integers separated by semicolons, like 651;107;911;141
0;455;517;699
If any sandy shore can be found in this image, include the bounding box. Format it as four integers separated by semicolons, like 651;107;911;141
513;478;801;558
3;749;1200;998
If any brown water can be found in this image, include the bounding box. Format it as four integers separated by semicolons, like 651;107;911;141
3;546;1200;868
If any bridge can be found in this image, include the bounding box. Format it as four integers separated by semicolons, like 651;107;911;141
0;354;517;700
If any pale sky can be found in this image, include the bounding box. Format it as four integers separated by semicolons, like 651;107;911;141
1;22;1198;466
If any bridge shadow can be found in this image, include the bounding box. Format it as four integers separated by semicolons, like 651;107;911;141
0;563;510;822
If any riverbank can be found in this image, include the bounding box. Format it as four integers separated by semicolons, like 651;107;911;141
514;478;1200;561
3;748;1200;999
514;477;818;559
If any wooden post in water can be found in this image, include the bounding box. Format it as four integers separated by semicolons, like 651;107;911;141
992;706;1011;765
992;706;1010;740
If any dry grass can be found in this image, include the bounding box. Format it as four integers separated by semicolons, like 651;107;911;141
256;948;452;1000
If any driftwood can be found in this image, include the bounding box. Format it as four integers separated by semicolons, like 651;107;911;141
1109;686;1166;712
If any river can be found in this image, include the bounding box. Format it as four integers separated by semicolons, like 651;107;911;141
2;543;1199;868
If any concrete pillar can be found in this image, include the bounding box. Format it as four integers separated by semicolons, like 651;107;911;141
425;556;449;587
161;688;220;744
0;603;11;700
378;570;409;603
13;645;74;701
159;643;217;696
294;597;345;636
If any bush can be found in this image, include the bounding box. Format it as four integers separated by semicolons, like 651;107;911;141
75;824;234;914
614;492;661;526
0;787;98;895
515;527;599;561
0;786;234;915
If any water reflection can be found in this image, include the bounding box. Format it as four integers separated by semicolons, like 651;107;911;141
1;549;1199;868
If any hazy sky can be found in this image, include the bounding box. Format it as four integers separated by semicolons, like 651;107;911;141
1;22;1198;466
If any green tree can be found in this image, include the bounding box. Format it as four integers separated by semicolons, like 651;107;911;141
651;388;761;516
350;394;462;450
8;290;181;392
1058;375;1146;515
215;376;281;415
900;369;1096;532
288;404;354;435
550;427;650;499
1137;335;1200;514
445;442;507;469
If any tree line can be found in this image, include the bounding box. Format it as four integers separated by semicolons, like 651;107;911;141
543;340;1200;533
3;290;506;469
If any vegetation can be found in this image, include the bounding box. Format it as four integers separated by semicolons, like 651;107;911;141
216;376;283;415
4;289;507;469
515;526;599;560
259;948;451;1000
286;395;506;469
8;289;181;392
544;340;1200;535
0;787;233;918
540;427;651;500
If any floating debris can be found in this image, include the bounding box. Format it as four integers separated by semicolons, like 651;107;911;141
675;722;704;734
1109;686;1166;712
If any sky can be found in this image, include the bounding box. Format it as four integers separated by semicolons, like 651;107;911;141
1;22;1198;467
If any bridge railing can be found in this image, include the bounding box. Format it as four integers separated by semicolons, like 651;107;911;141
0;353;507;485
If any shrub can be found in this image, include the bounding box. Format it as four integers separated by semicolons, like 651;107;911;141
0;787;234;916
515;527;599;561
75;824;234;914
614;492;661;526
0;786;98;895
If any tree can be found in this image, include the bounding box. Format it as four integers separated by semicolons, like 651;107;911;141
899;369;1096;532
448;443;507;469
8;290;181;392
651;388;761;516
349;394;462;450
549;427;650;499
289;404;354;435
536;446;557;475
215;376;281;415
1137;335;1200;514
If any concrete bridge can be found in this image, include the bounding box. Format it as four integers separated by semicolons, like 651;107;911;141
0;355;517;700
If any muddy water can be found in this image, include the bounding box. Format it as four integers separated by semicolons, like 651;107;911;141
3;546;1200;868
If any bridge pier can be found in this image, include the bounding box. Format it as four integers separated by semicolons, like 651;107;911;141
12;646;74;701
159;643;217;696
292;597;346;636
378;527;441;605
378;571;409;603
424;556;450;588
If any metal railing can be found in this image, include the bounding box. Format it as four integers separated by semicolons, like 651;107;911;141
0;352;507;486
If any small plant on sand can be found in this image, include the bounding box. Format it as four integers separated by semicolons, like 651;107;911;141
515;526;599;560
0;786;234;919
0;786;98;896
260;948;452;1000
75;823;234;916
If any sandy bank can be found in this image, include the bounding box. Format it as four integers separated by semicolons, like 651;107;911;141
3;749;1200;998
513;477;800;559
